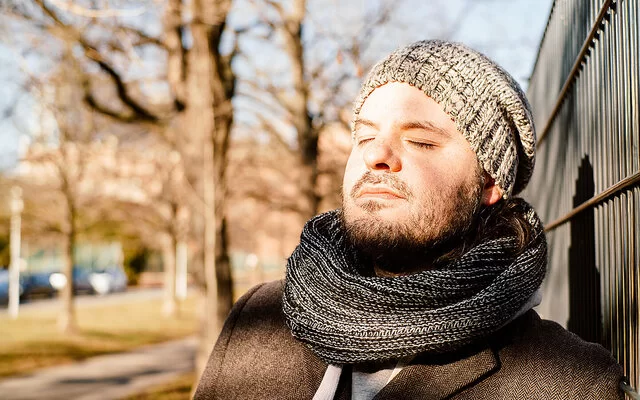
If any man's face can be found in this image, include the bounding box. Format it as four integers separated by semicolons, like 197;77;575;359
342;82;490;268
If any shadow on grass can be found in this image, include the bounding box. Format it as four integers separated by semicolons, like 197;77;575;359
0;341;109;361
0;330;174;378
58;368;164;385
81;329;175;345
0;341;115;377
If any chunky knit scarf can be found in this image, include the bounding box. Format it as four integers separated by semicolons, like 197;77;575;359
283;202;547;365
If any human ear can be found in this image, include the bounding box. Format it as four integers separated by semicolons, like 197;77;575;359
481;173;503;206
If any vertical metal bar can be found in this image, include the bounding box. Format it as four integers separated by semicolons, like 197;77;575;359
633;0;640;181
610;19;619;362
596;28;611;351
601;12;613;359
614;9;624;370
590;5;601;346
621;2;632;381
621;0;630;181
576;44;584;338
628;188;640;388
612;5;627;375
634;2;640;390
635;2;640;390
583;16;596;343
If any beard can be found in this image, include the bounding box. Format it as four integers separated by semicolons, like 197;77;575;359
340;167;485;275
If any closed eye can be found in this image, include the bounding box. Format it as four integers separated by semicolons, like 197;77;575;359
408;141;435;149
356;137;375;147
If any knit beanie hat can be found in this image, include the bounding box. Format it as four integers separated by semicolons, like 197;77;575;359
352;40;536;198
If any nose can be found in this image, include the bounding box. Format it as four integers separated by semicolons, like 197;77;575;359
363;137;401;172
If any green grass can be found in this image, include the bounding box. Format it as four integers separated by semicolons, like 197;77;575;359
0;296;197;378
125;372;195;400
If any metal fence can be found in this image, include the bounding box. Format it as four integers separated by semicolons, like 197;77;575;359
524;0;639;396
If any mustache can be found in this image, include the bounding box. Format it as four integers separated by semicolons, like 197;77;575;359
350;171;412;199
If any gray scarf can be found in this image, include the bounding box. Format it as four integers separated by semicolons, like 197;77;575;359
283;201;547;365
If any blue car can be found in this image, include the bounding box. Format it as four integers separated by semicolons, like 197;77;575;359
49;265;128;295
0;269;25;305
0;269;8;305
21;270;57;299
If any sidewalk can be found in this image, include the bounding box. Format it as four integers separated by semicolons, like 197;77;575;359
0;336;197;400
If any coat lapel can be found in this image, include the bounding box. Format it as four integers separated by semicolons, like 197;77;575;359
374;347;500;400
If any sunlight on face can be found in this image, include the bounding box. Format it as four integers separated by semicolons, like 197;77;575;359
342;82;484;257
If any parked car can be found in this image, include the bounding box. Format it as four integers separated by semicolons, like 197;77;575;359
49;265;128;295
1;269;60;304
21;270;57;299
89;266;128;295
0;269;11;305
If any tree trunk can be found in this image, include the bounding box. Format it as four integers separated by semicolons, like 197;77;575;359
165;0;234;383
188;0;218;380
164;0;186;110
175;240;189;300
198;135;218;378
215;216;233;322
58;210;77;334
211;35;235;331
162;233;178;317
283;0;320;218
299;135;320;218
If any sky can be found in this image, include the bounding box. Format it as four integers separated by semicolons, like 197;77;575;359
0;0;554;170
361;0;554;87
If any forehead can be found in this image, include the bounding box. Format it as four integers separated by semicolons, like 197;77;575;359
361;82;430;113
358;82;464;138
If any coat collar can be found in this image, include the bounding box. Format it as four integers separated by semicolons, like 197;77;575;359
373;346;501;399
308;312;536;399
312;346;500;400
369;311;540;400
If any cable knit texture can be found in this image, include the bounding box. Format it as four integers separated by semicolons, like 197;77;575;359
352;40;536;197
283;200;547;365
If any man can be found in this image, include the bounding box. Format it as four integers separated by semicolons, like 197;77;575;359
194;40;624;399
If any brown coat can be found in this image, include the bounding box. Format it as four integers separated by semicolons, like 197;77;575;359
194;280;624;400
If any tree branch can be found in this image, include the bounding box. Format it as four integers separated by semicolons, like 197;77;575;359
253;115;295;153
33;0;166;123
47;0;147;19
237;85;292;121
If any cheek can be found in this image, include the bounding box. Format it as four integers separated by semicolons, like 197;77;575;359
410;154;477;196
342;151;363;195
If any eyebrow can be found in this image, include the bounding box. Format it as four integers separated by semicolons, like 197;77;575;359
353;117;379;132
399;120;452;138
353;117;451;138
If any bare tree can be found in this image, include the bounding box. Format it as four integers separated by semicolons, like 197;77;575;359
14;43;109;333
170;0;237;375
2;0;238;373
99;142;191;317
